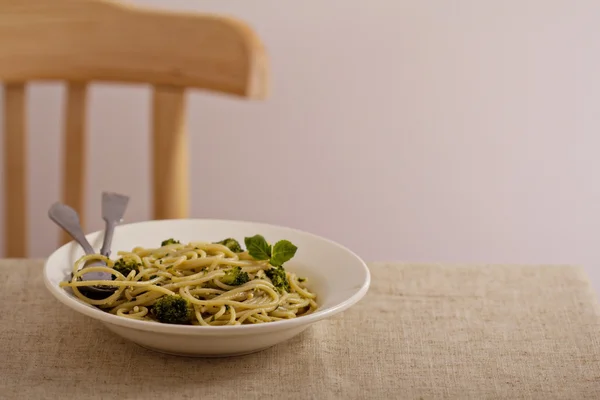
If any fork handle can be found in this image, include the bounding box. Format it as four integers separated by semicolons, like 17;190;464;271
100;219;116;257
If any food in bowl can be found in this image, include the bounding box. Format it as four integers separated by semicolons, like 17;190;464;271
59;234;318;326
45;219;369;357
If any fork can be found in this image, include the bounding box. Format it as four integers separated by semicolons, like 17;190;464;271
48;191;129;299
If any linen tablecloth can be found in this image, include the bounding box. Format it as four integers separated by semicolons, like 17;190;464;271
1;260;599;399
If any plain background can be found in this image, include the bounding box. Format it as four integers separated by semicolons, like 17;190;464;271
1;0;599;296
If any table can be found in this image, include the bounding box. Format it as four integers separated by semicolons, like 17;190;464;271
1;260;599;399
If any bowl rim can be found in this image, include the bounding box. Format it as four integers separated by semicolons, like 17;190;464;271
43;218;371;336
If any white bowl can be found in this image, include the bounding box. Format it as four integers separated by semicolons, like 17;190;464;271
44;219;370;357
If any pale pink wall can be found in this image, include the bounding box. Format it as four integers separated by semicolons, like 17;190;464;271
1;0;599;293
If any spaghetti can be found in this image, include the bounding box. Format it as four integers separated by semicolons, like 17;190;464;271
59;237;318;326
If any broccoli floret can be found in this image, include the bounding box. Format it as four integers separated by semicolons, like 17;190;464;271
112;258;140;279
152;295;193;324
214;238;243;253
220;266;250;286
265;266;290;293
161;238;180;247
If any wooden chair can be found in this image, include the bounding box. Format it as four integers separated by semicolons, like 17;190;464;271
0;0;269;257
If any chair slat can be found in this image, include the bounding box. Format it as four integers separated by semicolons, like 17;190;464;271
3;83;27;257
60;82;88;245
151;85;188;220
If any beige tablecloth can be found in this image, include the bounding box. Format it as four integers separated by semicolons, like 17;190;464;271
1;260;599;399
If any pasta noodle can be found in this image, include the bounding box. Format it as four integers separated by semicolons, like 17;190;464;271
60;239;318;326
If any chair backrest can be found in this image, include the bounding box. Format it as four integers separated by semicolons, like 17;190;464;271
0;0;269;257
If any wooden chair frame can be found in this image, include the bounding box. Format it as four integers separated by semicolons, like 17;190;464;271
0;0;268;257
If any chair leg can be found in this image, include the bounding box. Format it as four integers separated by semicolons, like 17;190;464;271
151;85;189;220
60;82;88;246
3;83;27;257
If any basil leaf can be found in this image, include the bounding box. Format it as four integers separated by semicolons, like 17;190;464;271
270;240;298;267
244;235;272;260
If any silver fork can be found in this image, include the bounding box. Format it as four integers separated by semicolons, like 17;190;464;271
99;192;129;258
48;191;129;299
